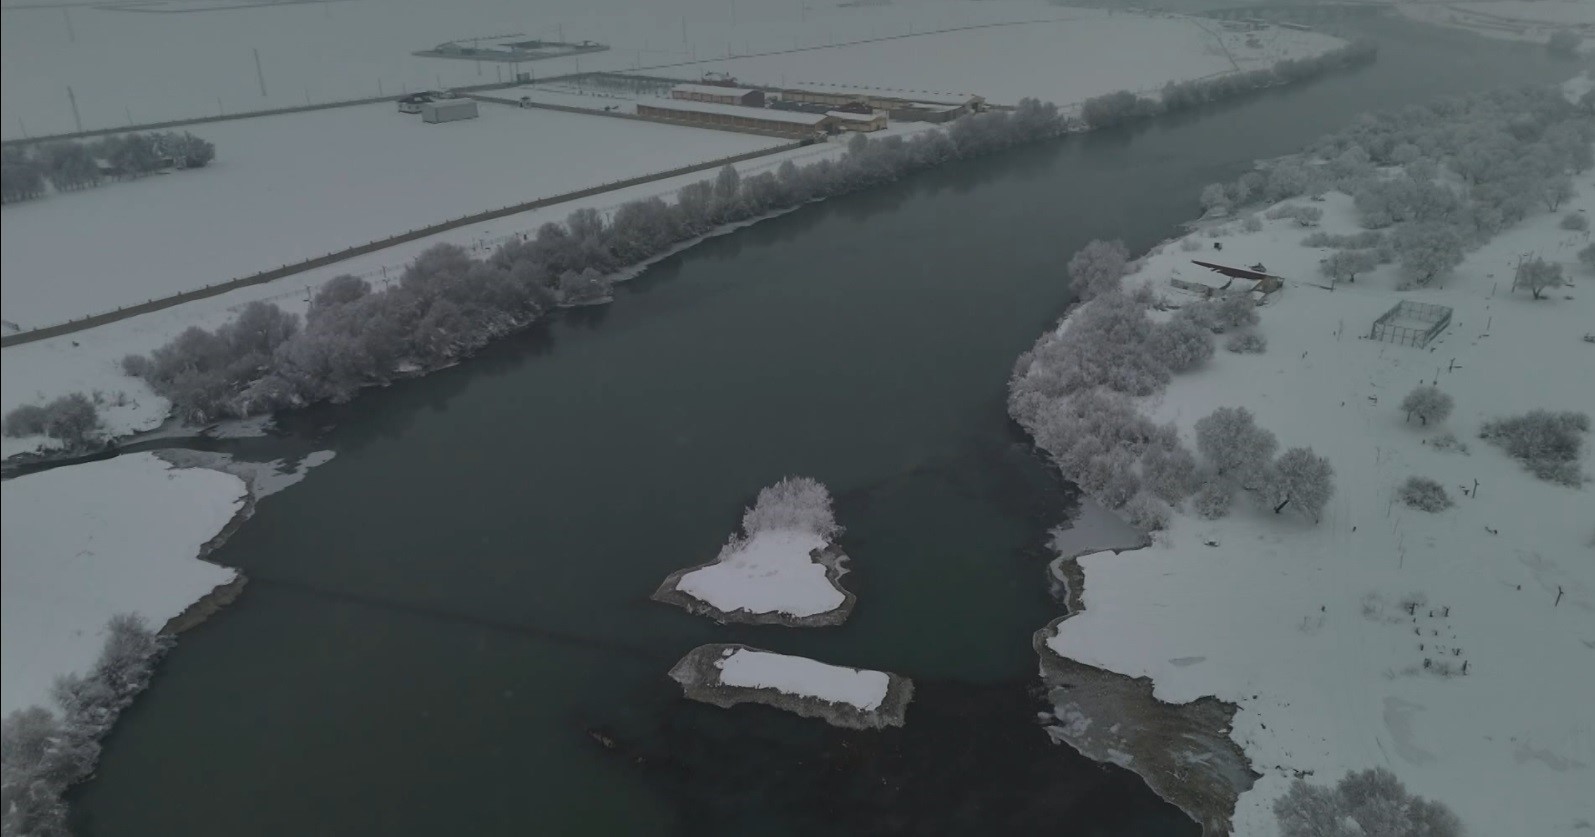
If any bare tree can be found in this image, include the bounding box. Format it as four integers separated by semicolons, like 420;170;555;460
1513;256;1565;300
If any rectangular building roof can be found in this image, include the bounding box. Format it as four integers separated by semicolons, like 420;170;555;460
641;98;830;126
671;83;759;99
826;110;884;122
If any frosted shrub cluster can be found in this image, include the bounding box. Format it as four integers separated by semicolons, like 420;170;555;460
1080;40;1377;128
1275;767;1461;837
2;616;171;837
2;394;100;448
1224;331;1266;353
1218;85;1594;287
740;476;840;541
1;131;215;203
1398;476;1453;512
110;104;1070;425
1066;239;1130;301
1264;203;1323;227
1174;295;1258;334
1479;410;1590;486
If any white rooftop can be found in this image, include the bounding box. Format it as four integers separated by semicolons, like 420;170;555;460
672;83;759;99
424;98;476;108
826;110;885;122
641;98;830;126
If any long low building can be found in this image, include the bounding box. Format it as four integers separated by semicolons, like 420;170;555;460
778;89;983;123
636;99;833;137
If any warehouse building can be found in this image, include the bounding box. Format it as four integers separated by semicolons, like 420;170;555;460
826;110;888;132
669;83;766;107
637;99;832;137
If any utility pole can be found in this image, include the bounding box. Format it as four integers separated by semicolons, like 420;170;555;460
67;85;82;132
63;8;76;43
253;47;268;97
16;116;27;139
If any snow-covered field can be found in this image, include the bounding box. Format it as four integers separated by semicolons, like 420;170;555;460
0;0;1343;138
674;529;844;618
1398;0;1595;48
0;101;782;328
651;14;1341;108
0;453;247;713
1045;178;1595;834
715;647;889;711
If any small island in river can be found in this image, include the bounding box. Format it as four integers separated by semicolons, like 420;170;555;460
669;644;914;730
652;476;855;627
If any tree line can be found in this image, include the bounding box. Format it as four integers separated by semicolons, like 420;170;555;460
1080;39;1378;130
1;131;216;204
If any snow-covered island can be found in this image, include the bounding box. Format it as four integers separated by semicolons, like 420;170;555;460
1012;81;1595;836
669;644;913;730
653;476;854;627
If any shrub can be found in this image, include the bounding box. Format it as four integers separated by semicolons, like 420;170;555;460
1264;204;1323;227
1429;432;1468;454
1398;476;1452;512
1479;410;1589;485
1561;212;1589;231
1193;481;1233;519
740;476;839;540
1241;214;1263;233
1181;237;1204;252
1225;331;1266;353
1276;767;1462;837
1400;385;1453;426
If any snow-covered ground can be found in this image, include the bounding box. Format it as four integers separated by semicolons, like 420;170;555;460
0;101;782;328
0;0;1343;138
650;14;1341;108
0;453;247;713
1398;0;1595;49
1044;178;1595;834
674;529;844;618
715;647;889;711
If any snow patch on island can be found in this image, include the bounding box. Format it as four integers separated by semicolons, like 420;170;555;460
668;643;913;729
653;476;855;626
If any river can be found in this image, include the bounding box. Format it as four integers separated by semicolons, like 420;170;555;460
68;18;1571;837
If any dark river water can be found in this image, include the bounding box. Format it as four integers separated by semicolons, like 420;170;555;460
68;19;1570;837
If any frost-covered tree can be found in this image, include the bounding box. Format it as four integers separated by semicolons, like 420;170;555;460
39;141;99;191
1541;176;1574;211
741;476;840;539
1140;442;1199;504
2;393;101;447
1398;476;1452;512
1192;480;1233;519
1195;406;1277;482
1561;212;1589;231
1149;316;1214;373
1400;385;1453;426
1546;29;1581;58
1066;239;1130;301
1275;767;1462;837
1121;493;1171;532
1259;446;1334;520
1176;295;1257;334
1513;256;1565;300
0;157;45;203
1393;222;1465;286
1200;183;1230;215
1321;249;1380;284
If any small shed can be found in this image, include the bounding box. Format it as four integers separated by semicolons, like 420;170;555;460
422;98;479;123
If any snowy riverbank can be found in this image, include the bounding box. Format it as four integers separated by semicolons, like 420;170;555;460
0;452;249;714
669;644;913;730
1021;135;1595;833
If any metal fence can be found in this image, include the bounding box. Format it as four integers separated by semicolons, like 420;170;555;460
1369;300;1452;348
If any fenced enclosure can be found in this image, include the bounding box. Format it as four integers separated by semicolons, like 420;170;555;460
1369;300;1452;348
